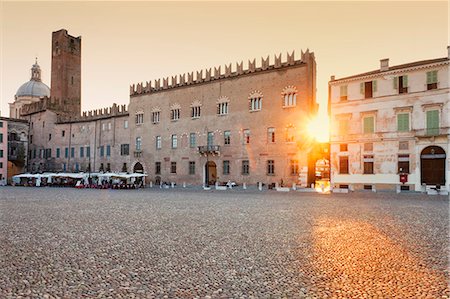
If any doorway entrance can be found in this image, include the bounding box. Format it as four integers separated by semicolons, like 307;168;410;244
133;162;144;173
205;161;217;186
421;146;446;186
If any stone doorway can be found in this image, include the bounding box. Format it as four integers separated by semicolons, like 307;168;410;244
421;146;446;186
133;162;144;173
205;161;217;186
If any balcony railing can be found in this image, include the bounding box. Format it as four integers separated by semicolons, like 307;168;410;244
198;145;220;155
414;127;449;138
134;150;142;158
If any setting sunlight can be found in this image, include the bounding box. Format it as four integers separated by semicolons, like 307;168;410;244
306;114;330;142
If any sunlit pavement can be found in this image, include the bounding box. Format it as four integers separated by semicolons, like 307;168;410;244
1;187;448;298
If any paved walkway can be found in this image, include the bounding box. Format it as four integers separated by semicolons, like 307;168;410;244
1;187;448;298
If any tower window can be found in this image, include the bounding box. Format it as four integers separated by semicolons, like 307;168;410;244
71;76;74;85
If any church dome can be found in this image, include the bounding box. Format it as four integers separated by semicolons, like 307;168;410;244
15;60;51;98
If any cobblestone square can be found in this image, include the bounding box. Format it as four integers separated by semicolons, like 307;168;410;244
1;187;449;298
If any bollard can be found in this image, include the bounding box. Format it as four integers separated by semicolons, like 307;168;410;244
396;185;401;194
171;182;175;188
258;182;262;191
243;182;247;190
275;182;279;189
215;181;219;188
149;181;153;188
183;182;186;188
292;183;296;191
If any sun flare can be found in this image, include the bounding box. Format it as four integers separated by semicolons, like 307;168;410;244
306;115;330;142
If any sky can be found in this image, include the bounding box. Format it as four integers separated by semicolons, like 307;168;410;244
0;1;448;139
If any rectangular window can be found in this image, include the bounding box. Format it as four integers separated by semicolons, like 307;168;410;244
156;136;162;149
56;148;60;158
80;147;84;158
106;145;111;156
189;161;195;175
135;137;142;151
155;162;161;175
398;154;410;174
0;150;3;158
267;160;275;175
363;155;374;174
340;85;348;101
286;127;295;142
63;163;66;172
283;93;297;107
243;129;250;144
135;113;144;124
399;141;409;150
242;160;249;175
171;135;178;149
426;70;438;90
426;110;439;136
62;130;65;137
207;132;214;146
171;162;177;174
394;75;408;94
152;111;160;124
339;156;349;174
217;102;229;115
124;120;128;129
0;133;3;143
223;160;230;175
107;123;111;130
224;131;231;145
0;121;2;128
363;116;375;133
189;133;196;148
267;127;275;143
100;145;104;157
397;113;410;132
249;97;262;111
290;159;299;175
340;144;348;152
86;146;90;158
363;143;373;152
361;81;375;98
48;134;52;141
120;144;130;156
102;123;106;131
0;162;2;169
70;147;75;158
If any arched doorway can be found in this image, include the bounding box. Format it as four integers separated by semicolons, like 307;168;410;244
421;146;446;186
133;162;144;173
205;161;217;186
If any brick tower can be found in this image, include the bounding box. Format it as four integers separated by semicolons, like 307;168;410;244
50;29;81;116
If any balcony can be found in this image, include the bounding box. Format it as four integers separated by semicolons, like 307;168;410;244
198;145;220;155
414;127;449;138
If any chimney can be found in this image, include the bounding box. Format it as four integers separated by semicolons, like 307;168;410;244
330;75;335;81
380;58;389;71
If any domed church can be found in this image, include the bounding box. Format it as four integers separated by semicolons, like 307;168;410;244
9;59;51;118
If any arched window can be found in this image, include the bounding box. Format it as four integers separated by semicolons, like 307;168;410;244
135;137;142;151
190;100;202;119
248;91;263;112
151;107;161;124
217;96;230;115
285;125;295;142
170;103;181;121
282;86;298;108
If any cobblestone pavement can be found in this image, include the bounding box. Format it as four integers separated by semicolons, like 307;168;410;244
0;187;449;298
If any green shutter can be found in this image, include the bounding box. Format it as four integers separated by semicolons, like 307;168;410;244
402;75;408;87
426;110;439;135
372;80;377;92
364;116;374;133
393;77;398;89
397;113;409;132
427;71;438;84
360;82;364;94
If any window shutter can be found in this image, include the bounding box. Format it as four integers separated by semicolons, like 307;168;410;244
432;71;438;83
393;77;398;89
217;104;220;114
427;110;439;129
372;80;377;92
402;75;408;87
360;83;364;94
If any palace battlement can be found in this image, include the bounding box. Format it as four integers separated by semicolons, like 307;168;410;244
20;97;76;116
130;50;314;96
56;103;128;123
